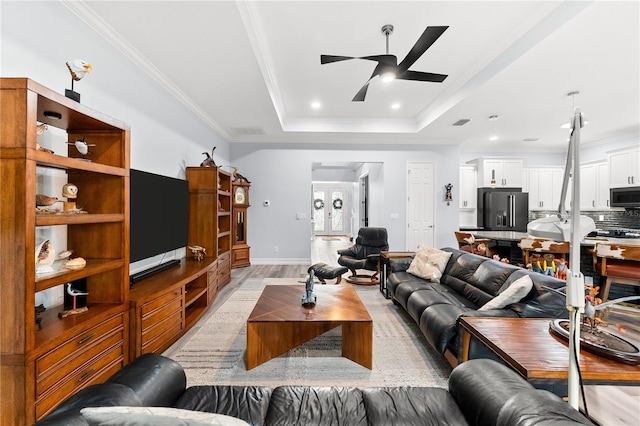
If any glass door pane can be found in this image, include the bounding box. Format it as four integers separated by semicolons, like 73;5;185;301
331;190;344;233
313;191;325;232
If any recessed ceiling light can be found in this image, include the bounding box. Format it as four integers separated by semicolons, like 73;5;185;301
489;136;499;141
391;103;401;110
311;101;321;109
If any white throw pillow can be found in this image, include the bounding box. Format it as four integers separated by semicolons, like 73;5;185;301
407;253;442;282
417;245;452;273
478;275;534;311
80;406;250;426
407;245;451;282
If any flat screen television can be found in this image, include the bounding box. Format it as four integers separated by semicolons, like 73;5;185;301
130;169;189;264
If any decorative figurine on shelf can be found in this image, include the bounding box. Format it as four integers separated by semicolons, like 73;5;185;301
36;122;55;154
67;138;95;160
36;194;61;208
59;282;89;318
188;245;207;261
444;183;453;205
35;304;46;330
65;59;93;102
62;183;78;212
232;166;251;183
64;257;87;270
301;269;317;308
200;147;217;167
35;240;56;275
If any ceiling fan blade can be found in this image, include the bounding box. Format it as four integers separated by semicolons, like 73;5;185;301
397;70;448;83
352;63;386;102
321;55;356;64
352;82;370;102
359;54;397;66
397;26;448;73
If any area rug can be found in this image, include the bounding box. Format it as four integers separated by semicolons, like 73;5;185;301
171;277;451;388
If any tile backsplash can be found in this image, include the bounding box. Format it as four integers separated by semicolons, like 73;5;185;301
529;209;640;230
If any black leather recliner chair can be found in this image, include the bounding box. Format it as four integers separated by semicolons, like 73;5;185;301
337;227;388;285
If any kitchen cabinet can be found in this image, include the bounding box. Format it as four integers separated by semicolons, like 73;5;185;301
469;157;523;188
459;165;477;209
523;167;569;211
580;161;610;209
459;165;477;228
609;146;640;188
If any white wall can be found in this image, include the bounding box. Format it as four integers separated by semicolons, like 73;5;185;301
231;144;461;263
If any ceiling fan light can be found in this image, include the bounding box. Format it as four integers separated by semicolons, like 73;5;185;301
381;72;395;83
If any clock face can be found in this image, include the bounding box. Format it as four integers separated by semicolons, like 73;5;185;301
235;187;246;204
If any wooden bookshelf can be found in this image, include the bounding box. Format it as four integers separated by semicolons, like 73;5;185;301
0;78;130;424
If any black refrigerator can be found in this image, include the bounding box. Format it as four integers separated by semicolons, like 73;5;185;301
477;188;529;231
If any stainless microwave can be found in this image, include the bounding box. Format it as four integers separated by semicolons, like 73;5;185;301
610;186;640;208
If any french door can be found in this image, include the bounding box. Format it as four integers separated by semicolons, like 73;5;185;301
313;189;346;236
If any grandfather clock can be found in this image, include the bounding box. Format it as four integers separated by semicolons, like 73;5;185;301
232;181;251;268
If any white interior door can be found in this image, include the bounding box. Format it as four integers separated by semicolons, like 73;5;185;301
407;162;435;250
313;188;347;236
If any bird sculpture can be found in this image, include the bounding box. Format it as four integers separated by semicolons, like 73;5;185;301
200;147;217;167
66;282;89;310
66;59;93;81
301;269;317;308
67;138;95;159
65;59;92;102
36;194;61;207
232;166;251;183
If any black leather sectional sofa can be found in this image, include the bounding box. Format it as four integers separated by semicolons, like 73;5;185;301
387;247;569;363
35;353;593;425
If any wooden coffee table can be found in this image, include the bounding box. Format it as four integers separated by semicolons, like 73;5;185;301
459;317;640;386
246;285;373;370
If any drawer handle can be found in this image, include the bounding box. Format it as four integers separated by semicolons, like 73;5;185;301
78;333;96;345
78;369;96;383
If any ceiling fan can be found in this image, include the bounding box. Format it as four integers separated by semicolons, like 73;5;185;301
321;25;449;102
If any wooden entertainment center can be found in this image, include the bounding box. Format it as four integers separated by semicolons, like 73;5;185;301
128;167;234;359
0;79;233;423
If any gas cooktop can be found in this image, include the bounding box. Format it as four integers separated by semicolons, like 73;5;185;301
591;229;640;239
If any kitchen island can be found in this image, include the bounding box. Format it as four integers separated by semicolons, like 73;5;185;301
466;230;640;296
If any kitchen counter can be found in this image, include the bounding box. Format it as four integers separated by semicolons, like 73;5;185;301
471;231;640;246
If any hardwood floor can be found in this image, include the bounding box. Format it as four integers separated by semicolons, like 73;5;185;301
164;236;639;425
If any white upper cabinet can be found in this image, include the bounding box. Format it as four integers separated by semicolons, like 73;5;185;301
470;157;523;188
581;161;610;209
609;146;640;188
459;165;477;209
523;167;569;211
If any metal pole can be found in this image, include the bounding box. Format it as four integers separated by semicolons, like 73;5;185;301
567;108;585;409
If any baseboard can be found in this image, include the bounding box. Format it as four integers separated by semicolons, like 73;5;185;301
251;258;311;265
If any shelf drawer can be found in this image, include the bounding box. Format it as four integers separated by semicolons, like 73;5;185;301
35;345;124;420
35;314;124;378
36;329;124;397
141;288;182;316
207;266;218;305
141;295;183;330
141;314;183;354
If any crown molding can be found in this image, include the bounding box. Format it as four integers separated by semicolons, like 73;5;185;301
59;0;232;141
